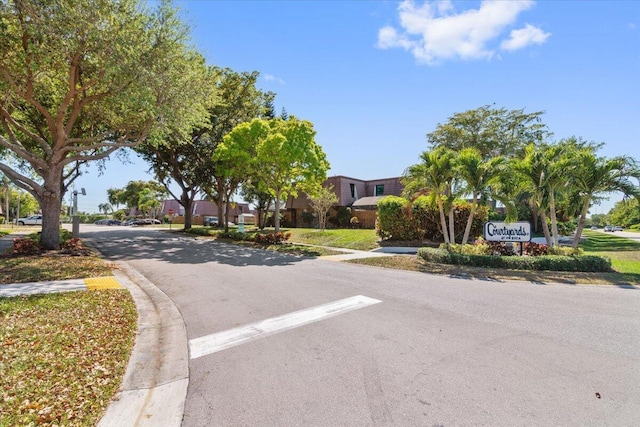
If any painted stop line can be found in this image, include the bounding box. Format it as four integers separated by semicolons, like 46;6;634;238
189;295;382;359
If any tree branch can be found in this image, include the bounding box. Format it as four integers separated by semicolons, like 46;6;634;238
0;161;43;197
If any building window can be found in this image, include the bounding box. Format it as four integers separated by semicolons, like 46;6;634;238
375;184;384;196
350;183;357;199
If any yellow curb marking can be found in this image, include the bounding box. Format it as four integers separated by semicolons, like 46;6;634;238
84;276;123;290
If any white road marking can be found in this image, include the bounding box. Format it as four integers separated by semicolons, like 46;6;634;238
189;295;382;359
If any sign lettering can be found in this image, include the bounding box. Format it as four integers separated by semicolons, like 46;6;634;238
483;221;532;242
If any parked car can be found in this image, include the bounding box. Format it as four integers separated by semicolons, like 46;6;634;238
604;225;613;232
613;226;623;231
203;216;235;227
203;216;219;226
590;226;598;230
16;214;43;225
94;219;122;226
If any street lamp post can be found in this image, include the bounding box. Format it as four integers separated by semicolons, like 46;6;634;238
72;188;86;238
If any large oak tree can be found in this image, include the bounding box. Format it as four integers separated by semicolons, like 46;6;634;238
0;0;203;248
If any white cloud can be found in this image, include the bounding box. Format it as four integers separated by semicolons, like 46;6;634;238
376;0;550;64
264;74;285;85
501;24;551;51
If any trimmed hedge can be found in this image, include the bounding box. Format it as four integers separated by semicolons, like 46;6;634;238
417;247;612;273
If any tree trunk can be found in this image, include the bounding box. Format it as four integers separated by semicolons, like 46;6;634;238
257;210;264;230
572;197;591;248
216;180;225;229
181;191;194;230
531;202;539;233
540;211;552;247
224;192;232;233
437;196;450;244
274;189;281;232
462;194;477;245
40;171;64;250
448;204;455;244
548;191;560;247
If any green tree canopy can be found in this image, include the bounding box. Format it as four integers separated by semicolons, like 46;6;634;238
0;0;203;248
428;105;550;160
218;117;329;232
403;147;458;244
108;180;167;214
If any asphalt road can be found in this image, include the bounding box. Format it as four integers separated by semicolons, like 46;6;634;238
83;226;640;426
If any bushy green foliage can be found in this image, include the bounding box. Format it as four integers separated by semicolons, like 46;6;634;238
376;196;489;242
330;207;353;228
548;246;583;256
185;227;216;237
412;197;488;242
376;196;421;241
217;230;254;241
417;247;612;272
439;241;490;255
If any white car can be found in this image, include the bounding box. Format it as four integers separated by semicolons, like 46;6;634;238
16;214;43;225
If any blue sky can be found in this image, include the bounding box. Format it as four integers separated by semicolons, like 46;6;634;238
75;0;640;215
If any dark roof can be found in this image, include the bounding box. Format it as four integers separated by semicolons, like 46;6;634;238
351;196;386;207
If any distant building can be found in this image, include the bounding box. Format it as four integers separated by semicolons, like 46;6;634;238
160;199;250;222
285;175;404;228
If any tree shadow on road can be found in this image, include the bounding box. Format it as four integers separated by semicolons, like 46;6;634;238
84;229;306;267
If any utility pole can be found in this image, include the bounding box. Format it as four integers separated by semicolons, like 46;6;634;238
72;188;86;238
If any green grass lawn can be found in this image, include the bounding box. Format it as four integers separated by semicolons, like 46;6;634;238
580;231;640;276
283;228;379;251
187;226;380;252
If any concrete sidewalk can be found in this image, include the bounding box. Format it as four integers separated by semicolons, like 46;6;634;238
0;276;123;297
319;246;419;261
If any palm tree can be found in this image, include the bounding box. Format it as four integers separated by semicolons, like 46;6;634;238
541;143;572;247
456;148;506;244
98;203;112;217
571;151;640;247
512;144;555;246
403;147;457;244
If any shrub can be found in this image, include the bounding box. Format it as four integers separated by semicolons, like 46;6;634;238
548;246;583;256
301;211;315;226
417;247;612;272
185;227;215;237
412;196;488;243
376;196;421;241
60;237;91;255
59;229;73;244
522;242;548;256
486;241;517;256
439;242;490;255
254;232;291;245
217;230;253;241
12;237;40;255
331;207;352;228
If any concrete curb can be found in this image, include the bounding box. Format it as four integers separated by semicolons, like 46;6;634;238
97;261;189;427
